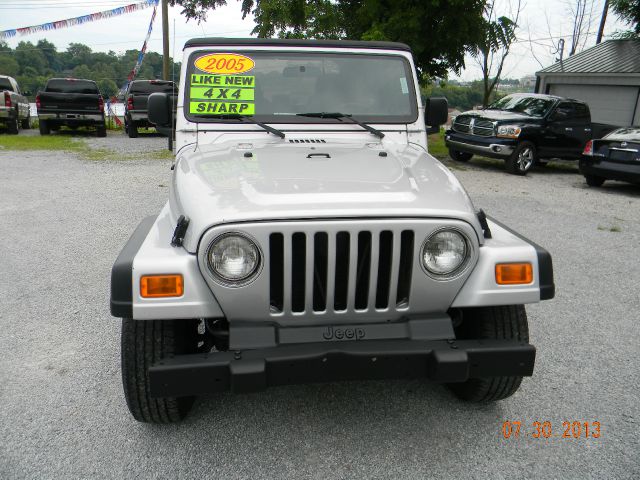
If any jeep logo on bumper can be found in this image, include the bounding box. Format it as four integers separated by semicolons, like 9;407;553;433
322;326;366;341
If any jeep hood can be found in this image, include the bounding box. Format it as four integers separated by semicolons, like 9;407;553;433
171;139;483;252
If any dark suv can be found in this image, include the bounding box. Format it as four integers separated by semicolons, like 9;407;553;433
445;93;603;175
124;80;177;138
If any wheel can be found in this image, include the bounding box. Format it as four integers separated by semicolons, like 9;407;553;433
121;318;200;423
39;119;50;135
96;124;107;137
585;174;605;187
127;119;138;138
7;111;19;134
506;142;537;175
448;149;473;162
21;115;31;129
448;305;529;402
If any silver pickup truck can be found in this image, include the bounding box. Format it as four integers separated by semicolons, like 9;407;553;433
110;38;555;424
0;75;30;134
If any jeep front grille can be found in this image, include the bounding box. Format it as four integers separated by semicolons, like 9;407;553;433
269;229;415;315
452;115;495;137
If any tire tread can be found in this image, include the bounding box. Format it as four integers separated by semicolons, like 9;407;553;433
449;305;528;402
121;318;197;423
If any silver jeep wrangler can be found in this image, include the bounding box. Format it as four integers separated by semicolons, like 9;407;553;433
111;38;554;423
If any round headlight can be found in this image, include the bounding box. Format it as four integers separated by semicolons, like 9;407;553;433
421;230;468;276
207;233;261;285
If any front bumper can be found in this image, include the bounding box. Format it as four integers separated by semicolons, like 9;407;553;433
149;338;536;397
580;156;640;184
445;131;516;159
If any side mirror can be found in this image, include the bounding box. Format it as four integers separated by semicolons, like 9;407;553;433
425;97;448;135
148;92;173;136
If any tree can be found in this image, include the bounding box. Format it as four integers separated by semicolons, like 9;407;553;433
0;53;19;77
472;0;522;107
171;0;488;78
97;79;119;98
565;0;598;56
610;0;640;36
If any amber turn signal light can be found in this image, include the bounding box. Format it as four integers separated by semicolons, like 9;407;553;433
140;275;184;298
495;263;533;285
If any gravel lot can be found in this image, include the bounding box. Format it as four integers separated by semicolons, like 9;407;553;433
1;132;639;479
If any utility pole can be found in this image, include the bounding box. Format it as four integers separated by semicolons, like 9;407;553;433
596;0;609;44
162;0;170;80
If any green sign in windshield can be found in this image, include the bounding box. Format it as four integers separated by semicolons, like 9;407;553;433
189;74;256;115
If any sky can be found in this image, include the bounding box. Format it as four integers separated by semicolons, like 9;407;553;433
0;0;631;81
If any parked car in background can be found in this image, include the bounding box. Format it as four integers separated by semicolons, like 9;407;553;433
36;78;106;137
445;93;615;175
0;75;30;134
124;79;177;138
580;127;640;186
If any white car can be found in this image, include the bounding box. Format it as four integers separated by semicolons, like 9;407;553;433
110;38;555;423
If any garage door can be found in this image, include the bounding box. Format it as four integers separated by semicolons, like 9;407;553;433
548;84;639;126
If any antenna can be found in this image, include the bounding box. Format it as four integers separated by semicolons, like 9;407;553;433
168;17;176;152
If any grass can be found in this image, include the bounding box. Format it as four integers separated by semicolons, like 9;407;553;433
598;224;622;232
0;132;174;161
427;131;449;158
83;148;174;162
0;135;84;152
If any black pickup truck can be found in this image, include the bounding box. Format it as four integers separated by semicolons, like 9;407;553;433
124;79;176;138
445;93;613;175
37;78;106;137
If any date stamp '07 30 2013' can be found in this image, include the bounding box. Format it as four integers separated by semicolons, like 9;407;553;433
502;421;601;439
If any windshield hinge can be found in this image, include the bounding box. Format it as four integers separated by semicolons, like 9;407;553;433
171;215;190;247
477;209;492;239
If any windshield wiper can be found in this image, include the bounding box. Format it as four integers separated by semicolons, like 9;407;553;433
202;114;285;139
296;112;385;139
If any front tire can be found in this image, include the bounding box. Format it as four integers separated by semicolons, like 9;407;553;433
448;305;529;402
449;149;473;162
21;115;31;129
96;124;107;137
585;174;605;187
121;318;200;423
506;142;537;175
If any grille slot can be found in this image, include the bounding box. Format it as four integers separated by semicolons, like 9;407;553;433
269;233;284;313
289;138;327;143
291;233;306;312
396;230;415;308
269;229;414;315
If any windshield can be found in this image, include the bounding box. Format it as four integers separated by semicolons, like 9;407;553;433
45;79;99;94
0;78;13;91
605;127;640;141
130;80;176;94
185;51;417;124
487;95;555;117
